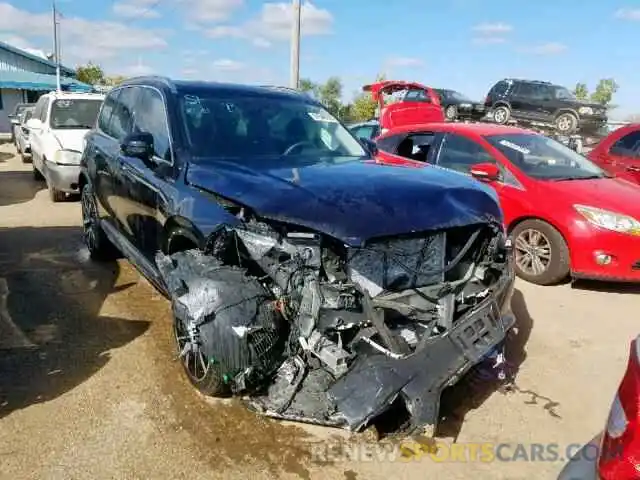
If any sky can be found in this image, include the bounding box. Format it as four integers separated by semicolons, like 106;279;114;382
1;0;639;119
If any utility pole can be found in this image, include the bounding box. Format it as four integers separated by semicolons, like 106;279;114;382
289;0;301;89
52;0;61;92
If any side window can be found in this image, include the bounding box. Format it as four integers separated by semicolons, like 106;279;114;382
490;81;508;97
436;134;495;174
377;134;400;153
111;87;137;142
32;98;43;120
395;133;435;163
610;131;640;156
515;83;535;98
98;90;119;137
404;89;430;103
133;88;171;162
352;125;375;140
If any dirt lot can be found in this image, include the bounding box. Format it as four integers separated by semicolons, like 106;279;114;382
1;143;638;480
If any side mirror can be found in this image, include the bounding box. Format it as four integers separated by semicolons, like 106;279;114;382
121;132;154;160
470;162;501;182
360;137;378;156
26;118;42;130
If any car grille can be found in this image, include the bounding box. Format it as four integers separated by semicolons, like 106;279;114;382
347;233;446;297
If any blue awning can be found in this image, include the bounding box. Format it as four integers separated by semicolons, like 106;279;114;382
0;69;93;92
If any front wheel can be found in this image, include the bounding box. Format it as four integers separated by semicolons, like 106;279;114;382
512;219;570;285
173;313;229;397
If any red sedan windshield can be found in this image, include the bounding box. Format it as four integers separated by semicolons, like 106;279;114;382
485;133;609;181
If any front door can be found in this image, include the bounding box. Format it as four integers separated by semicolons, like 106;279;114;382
117;86;175;261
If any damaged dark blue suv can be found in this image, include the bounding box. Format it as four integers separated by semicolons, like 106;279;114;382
80;76;516;436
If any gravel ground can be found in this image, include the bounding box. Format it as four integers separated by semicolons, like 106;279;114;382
0;142;638;480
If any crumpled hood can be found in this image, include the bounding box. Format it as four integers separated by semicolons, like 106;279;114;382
50;128;90;152
186;158;502;245
541;177;640;218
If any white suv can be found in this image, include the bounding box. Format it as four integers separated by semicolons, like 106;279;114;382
27;91;104;202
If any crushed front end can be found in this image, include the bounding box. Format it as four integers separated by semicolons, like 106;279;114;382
157;214;515;435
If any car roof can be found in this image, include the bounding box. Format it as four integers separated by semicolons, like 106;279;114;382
381;122;535;137
43;91;105;100
119;76;317;103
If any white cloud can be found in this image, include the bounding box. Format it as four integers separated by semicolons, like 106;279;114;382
385;57;423;68
203;1;333;46
0;2;166;66
212;58;245;71
113;0;161;19
184;0;244;23
614;8;640;20
472;36;507;45
521;42;567;55
472;22;513;34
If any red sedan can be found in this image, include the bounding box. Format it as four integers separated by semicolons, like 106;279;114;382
374;123;640;285
587;123;640;185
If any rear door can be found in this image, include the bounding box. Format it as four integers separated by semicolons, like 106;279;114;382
599;129;640;183
510;83;540;121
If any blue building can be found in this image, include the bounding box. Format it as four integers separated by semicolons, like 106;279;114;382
0;40;92;134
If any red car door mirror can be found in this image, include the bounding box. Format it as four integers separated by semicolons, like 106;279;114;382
470;162;501;182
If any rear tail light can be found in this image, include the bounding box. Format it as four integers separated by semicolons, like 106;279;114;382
598;335;640;479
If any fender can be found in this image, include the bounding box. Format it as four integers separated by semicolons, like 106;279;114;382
163;215;206;252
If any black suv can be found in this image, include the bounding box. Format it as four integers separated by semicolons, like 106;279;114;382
79;76;514;436
485;79;608;135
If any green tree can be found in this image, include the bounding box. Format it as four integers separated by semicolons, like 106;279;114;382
105;75;127;86
76;62;105;85
590;78;619;106
318;76;343;117
299;78;318;96
349;73;387;122
573;82;589;101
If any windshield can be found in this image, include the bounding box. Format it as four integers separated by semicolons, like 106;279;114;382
50;99;102;129
554;87;575;100
178;88;367;161
485;133;608;180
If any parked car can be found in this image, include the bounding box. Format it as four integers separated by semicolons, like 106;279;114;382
587;123;640;185
8;102;35;144
347;119;380;141
80;76;516;435
362;80;444;134
434;88;486;122
375;122;640;285
558;334;640;480
27;91;104;202
15;106;35;162
485;79;608;135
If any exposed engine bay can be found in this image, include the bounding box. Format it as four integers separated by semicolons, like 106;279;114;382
156;210;516;435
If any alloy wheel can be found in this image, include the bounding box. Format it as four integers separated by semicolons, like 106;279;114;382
174;316;211;382
81;187;98;252
514;228;552;276
493;108;507;123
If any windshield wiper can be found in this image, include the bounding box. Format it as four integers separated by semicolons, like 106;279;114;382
552;174;605;181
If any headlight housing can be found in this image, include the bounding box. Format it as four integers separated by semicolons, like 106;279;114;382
574;204;640;236
578;106;593;115
53;149;82;166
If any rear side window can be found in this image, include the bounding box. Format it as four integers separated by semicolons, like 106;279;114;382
352;125;377;140
111;87;137;141
98;90;119;137
376;134;399;153
489;81;509;97
610;130;640;156
133;88;172;162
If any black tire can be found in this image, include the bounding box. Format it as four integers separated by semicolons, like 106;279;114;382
445;105;458;121
173;313;229;397
511;219;570;285
48;183;66;202
32;162;44;181
81;183;118;260
492;105;511;125
555;112;578;134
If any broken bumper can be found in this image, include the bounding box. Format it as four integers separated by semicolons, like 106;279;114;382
329;268;516;434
